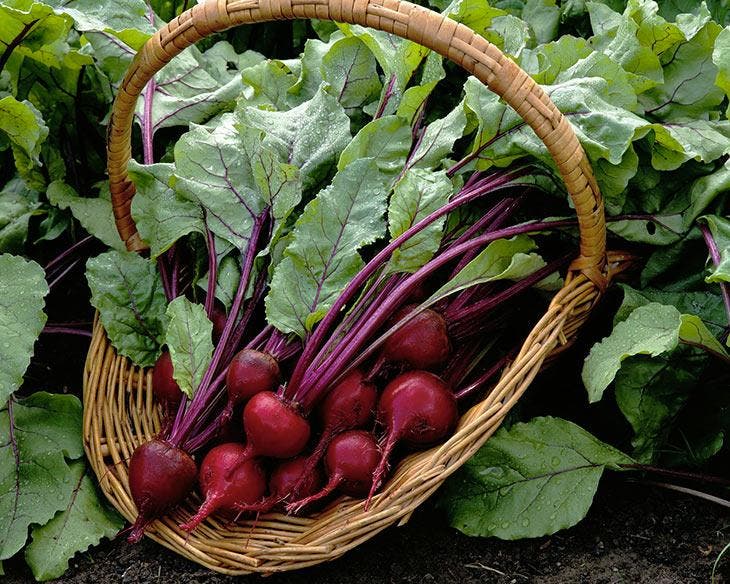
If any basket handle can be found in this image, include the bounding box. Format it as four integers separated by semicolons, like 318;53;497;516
107;0;607;288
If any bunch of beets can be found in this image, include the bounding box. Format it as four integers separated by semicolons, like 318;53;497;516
126;165;571;542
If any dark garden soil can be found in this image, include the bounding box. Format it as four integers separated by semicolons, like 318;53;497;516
4;477;729;583
5;271;729;583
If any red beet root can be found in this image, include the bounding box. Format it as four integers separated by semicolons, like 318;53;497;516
236;456;324;514
318;369;377;430
379;306;450;370
292;370;376;494
287;430;380;514
127;439;197;543
270;456;323;501
242;391;311;459
367;370;457;505
222;349;281;423
180;443;266;532
151;351;182;405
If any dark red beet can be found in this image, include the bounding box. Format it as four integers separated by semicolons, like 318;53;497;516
180;443;266;532
292;370;376;494
151;351;182;405
367;370;457;505
269;456;323;501
318;369;377;430
127;439;197;543
379;306;450;370
236;456;324;514
286;431;380;514
242;391;311;459
222;350;281;422
214;413;244;445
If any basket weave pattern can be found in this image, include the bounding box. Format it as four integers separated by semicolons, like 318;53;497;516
84;0;608;574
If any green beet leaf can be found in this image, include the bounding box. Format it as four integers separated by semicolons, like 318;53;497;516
615;284;726;336
0;255;48;408
25;461;122;582
396;52;446;124
86;250;167;367
44;0;153;38
321;36;381;110
519;0;561;44
0;392;83;562
266;158;389;337
427;235;558;305
129;161;204;259
595;285;725;462
241;58;300;110
582;303;684;402
409;102;468;171
0;0;76;72
338;115;413;178
173;117;299;252
335;24;429;93
140;42;263;132
164;297;214;399
679;313;729;357
0;181;41;254
386;169;453;274
587;2;665;94
714;25;730;116
639;19;724;120
46;181;126;251
239;86;351;191
0;97;49;190
615;346;709;463
440;416;632;539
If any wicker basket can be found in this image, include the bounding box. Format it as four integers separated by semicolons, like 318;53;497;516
83;0;609;574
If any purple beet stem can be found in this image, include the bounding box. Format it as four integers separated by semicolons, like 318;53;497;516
297;218;576;409
168;217;265;446
699;223;730;327
287;167;531;394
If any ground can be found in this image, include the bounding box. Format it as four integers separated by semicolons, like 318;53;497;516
4;476;728;583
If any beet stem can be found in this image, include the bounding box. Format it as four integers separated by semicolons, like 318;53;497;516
204;223;217;319
446;253;572;326
289;427;335;496
168;217;265;446
288;167;532;394
699;222;730;328
301;219;576;403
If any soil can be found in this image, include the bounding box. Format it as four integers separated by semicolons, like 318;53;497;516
4;476;728;583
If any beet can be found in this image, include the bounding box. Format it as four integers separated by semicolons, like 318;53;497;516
180;443;266;532
367;370;457;505
235;456;324;514
242;391;311;459
222;349;281;422
291;370;376;494
151;351;182;405
127;439;197;543
317;369;377;431
269;456;323;501
379;306;450;370
287;430;380;514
